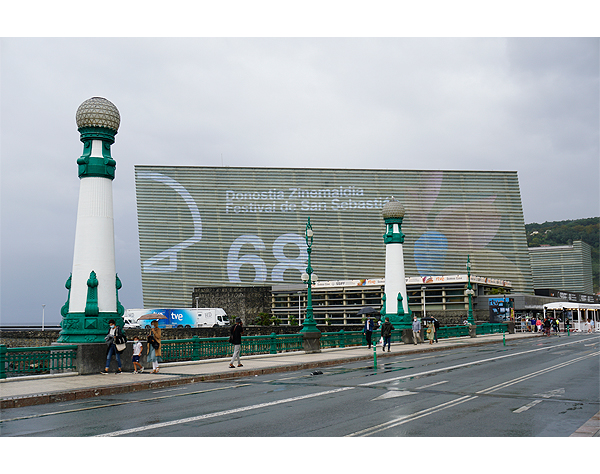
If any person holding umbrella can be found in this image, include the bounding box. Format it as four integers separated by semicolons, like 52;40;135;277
147;319;162;373
363;316;376;349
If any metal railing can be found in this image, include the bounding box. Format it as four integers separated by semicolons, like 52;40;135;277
160;333;304;363
0;344;78;379
0;323;511;378
476;323;508;335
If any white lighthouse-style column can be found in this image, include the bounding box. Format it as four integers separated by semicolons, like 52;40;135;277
380;197;412;328
58;97;125;343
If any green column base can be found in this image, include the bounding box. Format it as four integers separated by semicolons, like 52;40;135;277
380;308;412;330
57;312;124;344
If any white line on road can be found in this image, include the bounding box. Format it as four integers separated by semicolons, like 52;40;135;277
96;386;355;437
477;351;599;394
0;384;249;424
513;400;543;413
347;349;599;435
415;381;448;390
346;395;478;437
359;338;598;387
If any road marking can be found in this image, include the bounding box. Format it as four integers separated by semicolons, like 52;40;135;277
477;352;598;394
348;349;599;435
152;386;186;393
513;399;543;413
360;338;598;387
96;386;355;437
0;384;249;424
533;388;565;398
372;390;415;401
415;381;448;390
346;395;478;437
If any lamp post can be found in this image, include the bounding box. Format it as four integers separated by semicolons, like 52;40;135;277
42;304;46;331
300;217;320;334
421;286;427;319
465;256;475;325
296;291;302;326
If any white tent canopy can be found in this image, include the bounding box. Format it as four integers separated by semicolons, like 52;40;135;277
543;302;599;332
543;302;600;311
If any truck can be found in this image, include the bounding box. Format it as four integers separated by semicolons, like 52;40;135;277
124;308;230;329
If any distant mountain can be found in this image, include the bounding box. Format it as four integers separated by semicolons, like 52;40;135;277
525;217;599;293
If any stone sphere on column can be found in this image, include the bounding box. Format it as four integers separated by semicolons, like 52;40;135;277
382;197;405;220
76;97;121;132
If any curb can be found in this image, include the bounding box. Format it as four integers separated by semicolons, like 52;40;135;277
0;335;539;409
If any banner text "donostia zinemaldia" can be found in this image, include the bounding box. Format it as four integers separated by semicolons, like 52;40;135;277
224;186;391;213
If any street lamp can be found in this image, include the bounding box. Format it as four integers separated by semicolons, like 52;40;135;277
421;286;427;319
300;217;320;333
42;304;46;331
465;256;475;325
296;291;303;326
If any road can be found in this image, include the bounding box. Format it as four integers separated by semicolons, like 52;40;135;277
1;335;598;437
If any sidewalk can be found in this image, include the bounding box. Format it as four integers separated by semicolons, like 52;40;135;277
0;332;550;410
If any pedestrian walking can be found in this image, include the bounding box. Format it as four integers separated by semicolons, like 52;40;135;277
586;319;592;333
380;317;394;352
412;316;421;345
543;317;551;336
426;320;435;344
229;317;244;368
147;320;162;373
132;336;143;373
363;316;376;349
536;317;542;333
433;318;439;343
591;319;596;332
101;319;125;374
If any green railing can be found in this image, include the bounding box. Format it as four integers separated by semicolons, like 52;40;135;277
476;323;508;335
160;333;304;363
0;344;78;379
437;325;470;338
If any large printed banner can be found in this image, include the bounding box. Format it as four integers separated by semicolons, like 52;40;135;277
134;166;533;308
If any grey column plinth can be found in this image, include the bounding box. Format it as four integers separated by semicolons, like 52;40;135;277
469;326;477;338
302;332;321;353
401;329;413;344
506;321;515;334
53;342;136;374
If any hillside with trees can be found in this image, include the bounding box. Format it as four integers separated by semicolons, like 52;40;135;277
525;217;599;293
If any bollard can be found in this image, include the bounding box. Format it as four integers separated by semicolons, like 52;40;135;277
373;342;377;368
503;332;506;347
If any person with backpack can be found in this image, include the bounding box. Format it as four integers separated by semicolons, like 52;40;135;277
101;319;125;374
433;318;440;343
229;317;244;368
147;319;162;373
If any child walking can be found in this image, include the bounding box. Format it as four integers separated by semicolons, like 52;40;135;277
132;336;144;374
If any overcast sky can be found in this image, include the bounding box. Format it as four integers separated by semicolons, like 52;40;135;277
1;36;598;325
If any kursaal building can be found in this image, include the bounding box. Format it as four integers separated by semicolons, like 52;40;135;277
134;167;534;309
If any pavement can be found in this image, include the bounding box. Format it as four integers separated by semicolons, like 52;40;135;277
0;332;536;408
1;331;599;437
